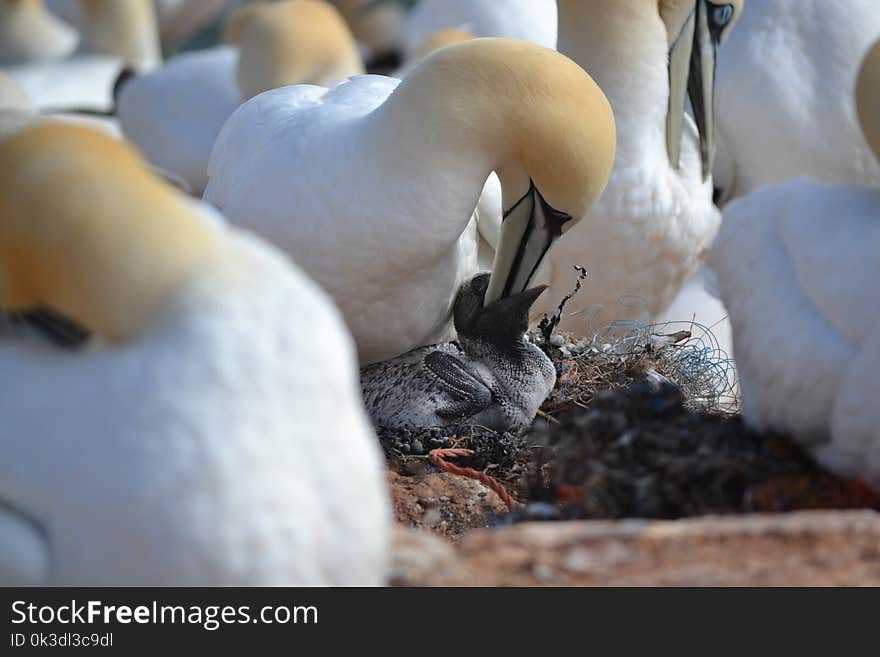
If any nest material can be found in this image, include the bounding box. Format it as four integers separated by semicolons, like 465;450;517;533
517;379;879;521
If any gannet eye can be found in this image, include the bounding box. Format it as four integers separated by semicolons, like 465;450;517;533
711;4;734;28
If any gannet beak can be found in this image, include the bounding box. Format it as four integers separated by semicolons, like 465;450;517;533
667;0;733;181
665;5;696;174
483;181;574;306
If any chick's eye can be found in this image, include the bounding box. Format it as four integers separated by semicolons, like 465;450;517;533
712;4;734;28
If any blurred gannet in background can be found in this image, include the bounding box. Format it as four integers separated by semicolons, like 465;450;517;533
404;0;557;57
152;0;228;54
47;0;162;70
206;38;615;365
713;0;880;205
362;273;555;433
0;71;33;138
528;0;742;337
118;0;363;195
6;0;161;115
393;28;473;78
0;0;78;65
709;39;880;490
0;123;391;585
334;0;408;71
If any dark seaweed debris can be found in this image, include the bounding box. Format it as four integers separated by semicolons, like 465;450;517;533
517;378;878;521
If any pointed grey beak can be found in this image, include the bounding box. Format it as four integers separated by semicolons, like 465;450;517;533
483;181;573;306
667;0;734;181
475;284;548;344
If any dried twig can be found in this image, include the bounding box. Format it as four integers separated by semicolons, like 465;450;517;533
538;265;588;344
428;448;519;511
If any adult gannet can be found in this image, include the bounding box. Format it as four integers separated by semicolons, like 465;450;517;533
361;273;555;433
713;0;880;204
392;28;474;78
334;0;408;70
0;0;78;65
709;39;880;490
0;71;33;138
206;38;615;365
404;0;557;57
47;0;162;70
117;0;364;195
5;1;161;114
152;0;227;54
0;122;391;585
528;0;743;333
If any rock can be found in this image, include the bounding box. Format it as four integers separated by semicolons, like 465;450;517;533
392;511;880;585
387;470;510;541
550;334;565;347
388;525;463;586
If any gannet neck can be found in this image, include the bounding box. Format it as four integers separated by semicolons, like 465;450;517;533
375;38;615;223
0;123;220;342
232;0;364;101
76;0;161;70
557;0;670;159
857;38;880;164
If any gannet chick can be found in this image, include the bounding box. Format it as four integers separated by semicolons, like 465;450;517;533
0;0;78;65
361;273;555;433
709;37;880;490
118;0;363;195
0;122;391;585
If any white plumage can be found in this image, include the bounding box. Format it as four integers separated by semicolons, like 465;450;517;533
531;1;731;332
117;46;240;194
404;0;557;56
117;0;363;195
0;123;391;585
710;35;880;489
710;180;880;487
205;39;616;365
714;0;880;203
206;74;480;364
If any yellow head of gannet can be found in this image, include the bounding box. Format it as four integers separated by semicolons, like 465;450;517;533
0;0;78;65
395;38;616;304
0;122;218;342
225;0;364;101
857;37;880;163
658;0;743;179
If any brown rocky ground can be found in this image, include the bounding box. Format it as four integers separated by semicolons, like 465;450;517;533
382;324;879;585
390;511;880;586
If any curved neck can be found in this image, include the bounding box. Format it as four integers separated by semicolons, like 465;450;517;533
557;1;668;160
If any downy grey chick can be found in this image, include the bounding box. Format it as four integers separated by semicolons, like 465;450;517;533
360;273;556;433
